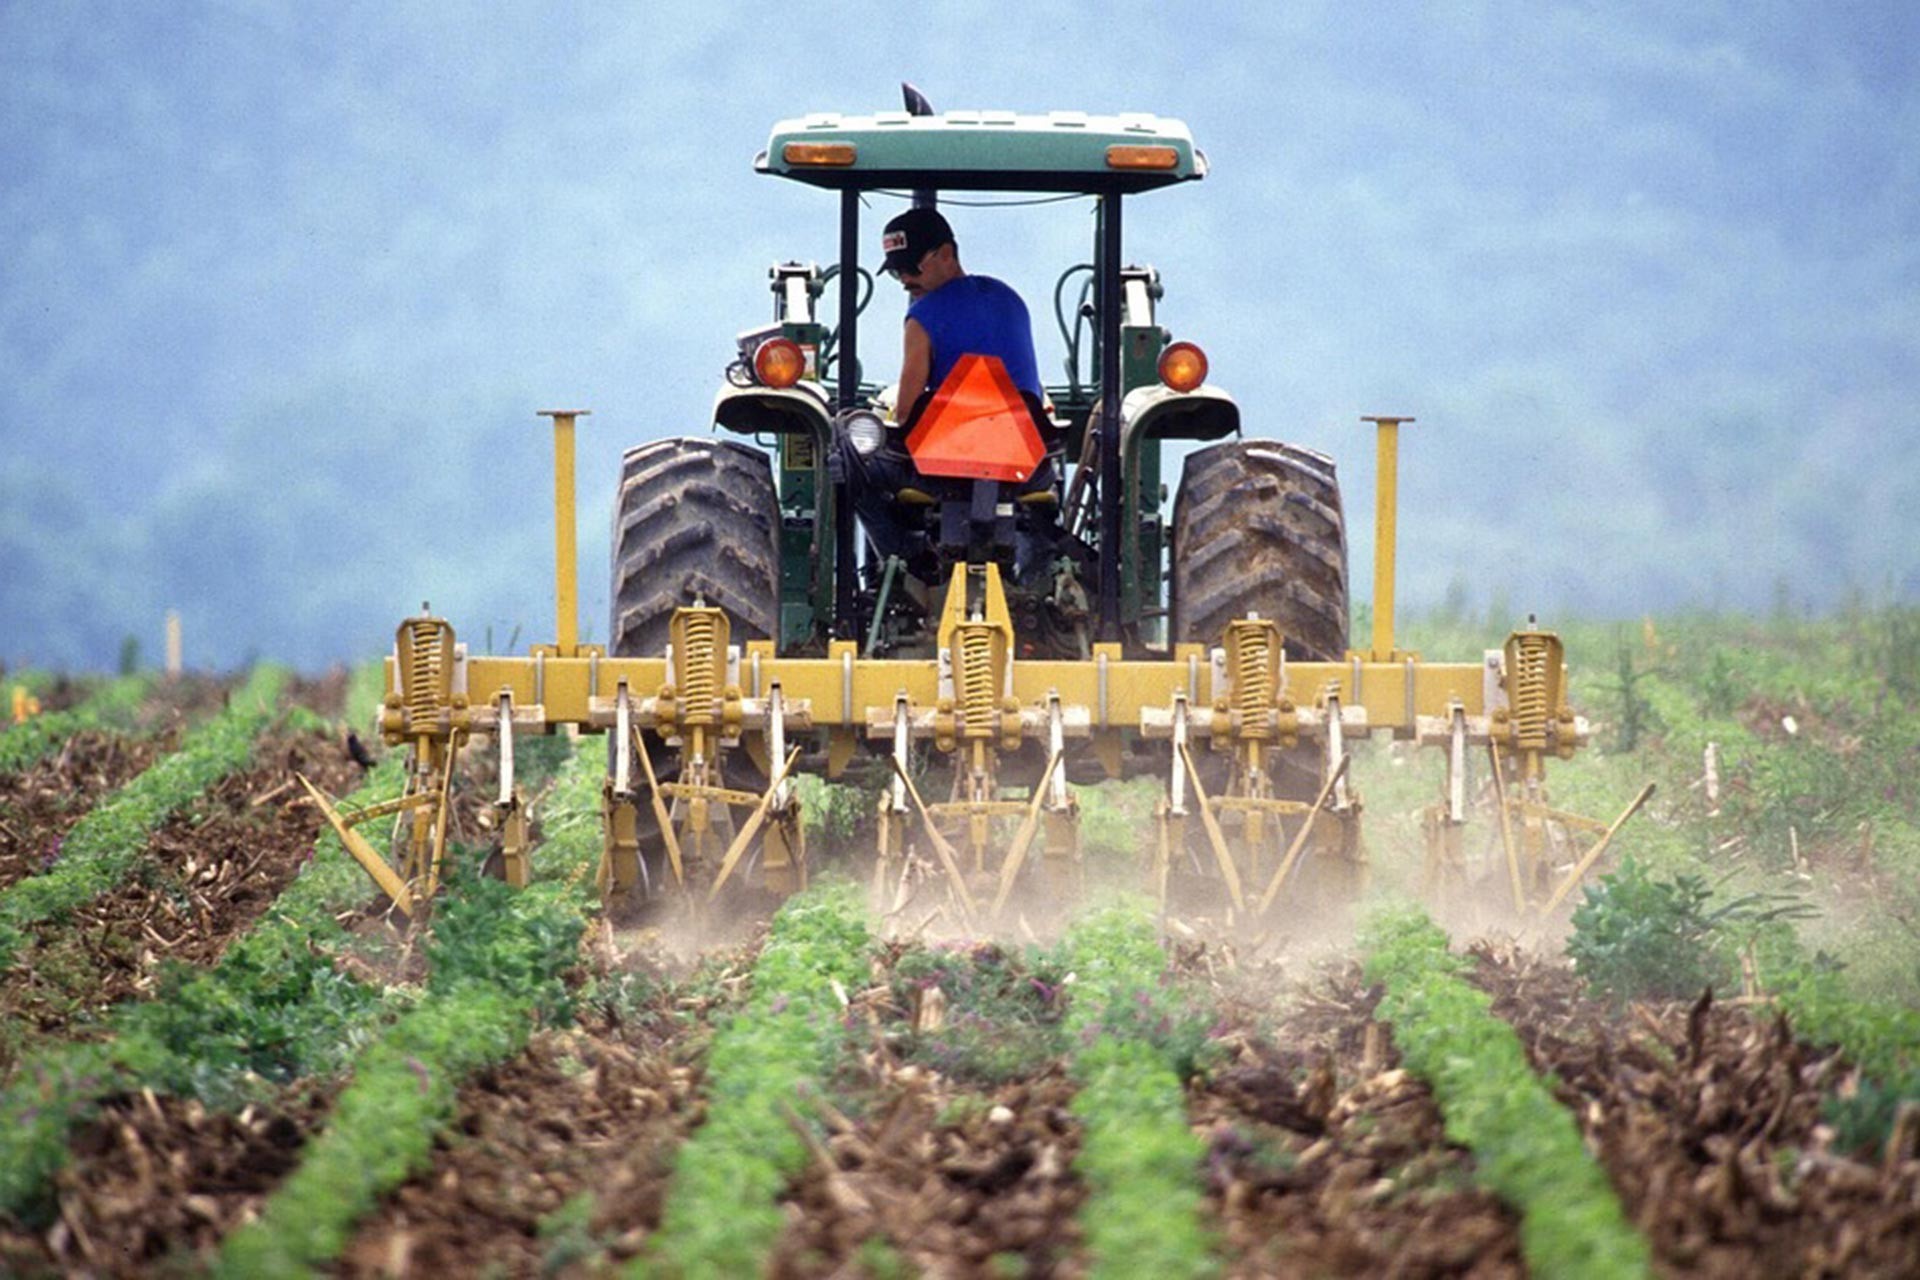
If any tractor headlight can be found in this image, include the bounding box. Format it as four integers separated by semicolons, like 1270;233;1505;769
841;409;886;457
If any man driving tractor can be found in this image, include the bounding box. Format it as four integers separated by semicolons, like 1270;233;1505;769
837;207;1050;566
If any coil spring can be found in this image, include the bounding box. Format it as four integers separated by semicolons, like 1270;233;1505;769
1511;634;1551;750
677;611;719;726
1233;629;1275;723
957;625;996;737
404;621;445;726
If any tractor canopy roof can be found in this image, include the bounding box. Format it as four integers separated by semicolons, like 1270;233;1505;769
757;110;1205;194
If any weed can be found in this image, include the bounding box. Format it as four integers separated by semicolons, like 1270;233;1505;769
893;942;1068;1084
855;1236;913;1280
1566;857;1811;1003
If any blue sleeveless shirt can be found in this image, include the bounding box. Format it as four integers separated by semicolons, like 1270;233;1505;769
907;275;1043;399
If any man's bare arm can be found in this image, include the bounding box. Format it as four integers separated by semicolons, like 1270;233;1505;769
895;319;932;423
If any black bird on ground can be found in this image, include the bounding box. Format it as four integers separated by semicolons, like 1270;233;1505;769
346;730;376;771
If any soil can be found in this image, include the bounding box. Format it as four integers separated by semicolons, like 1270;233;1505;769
0;1086;334;1279
0;727;365;1071
1195;961;1525;1279
0;730;183;893
338;1014;702;1278
4;681;1915;1278
771;1067;1088;1278
327;942;748;1279
1469;941;1920;1279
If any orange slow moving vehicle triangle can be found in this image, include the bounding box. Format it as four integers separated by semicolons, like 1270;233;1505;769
903;354;1046;482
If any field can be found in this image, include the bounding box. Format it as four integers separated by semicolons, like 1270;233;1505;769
0;607;1917;1278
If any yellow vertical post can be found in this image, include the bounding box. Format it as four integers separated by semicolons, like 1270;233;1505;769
1362;416;1414;661
538;409;589;656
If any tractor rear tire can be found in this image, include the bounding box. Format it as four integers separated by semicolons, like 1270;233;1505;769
1171;439;1349;660
608;437;779;905
1169;439;1352;916
609;437;780;657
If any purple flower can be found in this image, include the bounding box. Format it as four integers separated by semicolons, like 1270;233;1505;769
770;994;790;1015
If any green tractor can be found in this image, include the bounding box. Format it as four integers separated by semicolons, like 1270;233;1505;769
609;90;1349;678
334;93;1612;927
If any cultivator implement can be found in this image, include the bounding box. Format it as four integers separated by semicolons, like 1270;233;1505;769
315;556;1635;929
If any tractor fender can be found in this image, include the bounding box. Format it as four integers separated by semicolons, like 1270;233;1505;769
1119;383;1240;452
711;381;834;445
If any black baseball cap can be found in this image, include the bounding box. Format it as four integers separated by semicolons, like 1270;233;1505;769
881;207;954;275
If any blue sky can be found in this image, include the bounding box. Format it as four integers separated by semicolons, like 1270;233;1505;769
2;2;1916;669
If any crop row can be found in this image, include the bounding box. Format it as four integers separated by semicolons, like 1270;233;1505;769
1362;905;1652;1279
0;673;153;775
640;881;872;1277
215;744;603;1276
0;752;406;1221
0;664;288;971
1057;902;1217;1279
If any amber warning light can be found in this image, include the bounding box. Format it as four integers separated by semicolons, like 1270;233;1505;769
1158;341;1208;392
1106;144;1181;170
754;338;807;388
784;142;858;167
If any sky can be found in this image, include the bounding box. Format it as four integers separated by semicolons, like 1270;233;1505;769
2;1;1916;671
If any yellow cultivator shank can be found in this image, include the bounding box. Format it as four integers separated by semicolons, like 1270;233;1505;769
359;558;1615;924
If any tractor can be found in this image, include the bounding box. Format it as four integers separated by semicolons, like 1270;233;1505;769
308;89;1647;932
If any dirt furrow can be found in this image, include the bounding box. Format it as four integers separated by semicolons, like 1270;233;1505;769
0;730;183;893
772;1066;1087;1277
0;1085;336;1276
1471;943;1920;1278
317;940;740;1278
0;728;366;1063
1196;960;1525;1278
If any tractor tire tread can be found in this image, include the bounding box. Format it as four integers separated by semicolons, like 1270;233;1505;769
1172;438;1350;662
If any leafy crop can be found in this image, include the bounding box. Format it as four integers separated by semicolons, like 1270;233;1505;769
1364;906;1652;1280
0;664;287;970
0;673;152;774
1775;957;1920;1155
1058;900;1218;1280
640;881;873;1278
0;757;406;1224
214;748;603;1277
342;657;387;731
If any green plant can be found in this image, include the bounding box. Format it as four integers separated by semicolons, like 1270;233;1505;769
0;756;408;1225
0;664;287;970
855;1236;913;1280
892;942;1068;1084
214;749;603;1277
1566;857;1810;1003
640;882;872;1278
1363;906;1652;1279
537;1191;605;1275
1769;953;1920;1158
1058;900;1219;1279
0;672;153;774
